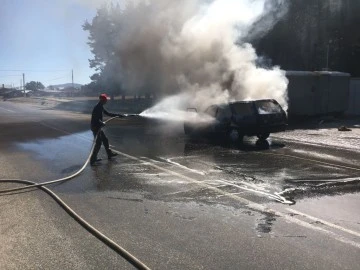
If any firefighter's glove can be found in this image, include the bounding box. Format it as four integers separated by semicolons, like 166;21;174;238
100;121;106;127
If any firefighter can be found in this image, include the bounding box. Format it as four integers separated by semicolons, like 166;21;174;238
90;93;123;166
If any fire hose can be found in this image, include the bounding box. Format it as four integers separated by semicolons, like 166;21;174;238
0;116;151;270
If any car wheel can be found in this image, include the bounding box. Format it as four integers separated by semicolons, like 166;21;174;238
257;133;270;140
227;128;243;143
256;138;270;149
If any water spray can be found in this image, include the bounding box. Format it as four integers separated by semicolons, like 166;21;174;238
123;113;140;117
85;0;289;123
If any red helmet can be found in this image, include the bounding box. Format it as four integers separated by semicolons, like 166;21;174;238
99;93;110;101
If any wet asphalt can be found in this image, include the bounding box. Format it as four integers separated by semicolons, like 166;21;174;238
0;100;359;269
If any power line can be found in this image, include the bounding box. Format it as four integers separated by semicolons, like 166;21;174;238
0;69;70;72
0;74;22;78
43;75;70;83
1;70;73;87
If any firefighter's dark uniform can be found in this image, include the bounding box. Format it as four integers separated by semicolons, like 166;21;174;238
90;102;119;164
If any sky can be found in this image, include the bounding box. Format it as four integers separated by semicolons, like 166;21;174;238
0;0;99;88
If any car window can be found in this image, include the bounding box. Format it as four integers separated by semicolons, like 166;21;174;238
231;103;253;116
205;105;217;117
216;105;232;121
255;100;282;114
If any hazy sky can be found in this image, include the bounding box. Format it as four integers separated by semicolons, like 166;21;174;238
0;0;98;87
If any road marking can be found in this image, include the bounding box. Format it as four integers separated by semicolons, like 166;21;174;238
113;149;360;249
160;156;290;203
273;136;360;153
292;149;344;162
256;152;360;172
0;106;15;113
148;158;290;203
287;208;360;238
212;179;289;203
27;123;360;248
160;157;206;175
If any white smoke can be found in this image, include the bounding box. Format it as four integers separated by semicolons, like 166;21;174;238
88;0;290;117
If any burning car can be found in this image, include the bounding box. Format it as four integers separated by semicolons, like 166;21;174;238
184;99;287;142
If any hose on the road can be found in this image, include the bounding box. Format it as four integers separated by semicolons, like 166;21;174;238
0;116;115;194
0;116;151;270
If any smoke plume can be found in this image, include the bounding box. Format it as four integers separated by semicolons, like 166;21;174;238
92;0;290;117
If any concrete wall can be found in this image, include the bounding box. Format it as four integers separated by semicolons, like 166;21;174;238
347;78;360;115
286;71;350;117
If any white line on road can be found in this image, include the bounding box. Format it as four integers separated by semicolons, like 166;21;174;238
287;208;360;238
113;150;360;249
212;179;290;203
31;123;360;249
160;157;206;175
0;106;15;113
159;156;290;203
273;136;360;153
256;152;360;172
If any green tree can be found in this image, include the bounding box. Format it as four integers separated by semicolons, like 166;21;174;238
255;0;360;75
25;81;45;91
82;4;124;97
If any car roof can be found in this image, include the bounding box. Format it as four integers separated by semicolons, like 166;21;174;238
214;99;275;107
230;99;275;104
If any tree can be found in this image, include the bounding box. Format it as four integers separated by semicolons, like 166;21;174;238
82;4;123;96
84;0;360;102
255;0;360;75
25;81;45;91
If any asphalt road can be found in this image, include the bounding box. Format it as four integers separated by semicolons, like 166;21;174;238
0;100;359;270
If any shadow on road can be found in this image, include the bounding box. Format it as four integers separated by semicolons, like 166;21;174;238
0;118;89;145
184;136;286;155
282;178;360;202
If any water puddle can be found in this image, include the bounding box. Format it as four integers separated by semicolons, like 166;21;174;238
161;156;294;204
15;131;92;174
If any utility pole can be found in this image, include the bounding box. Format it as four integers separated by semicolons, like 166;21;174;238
23;73;26;96
72;69;74;97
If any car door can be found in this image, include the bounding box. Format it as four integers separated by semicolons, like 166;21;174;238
214;105;232;133
230;102;257;129
204;105;218;133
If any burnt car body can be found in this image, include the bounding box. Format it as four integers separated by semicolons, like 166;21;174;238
184;99;287;142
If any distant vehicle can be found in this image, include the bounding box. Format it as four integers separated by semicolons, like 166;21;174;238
184;99;287;142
